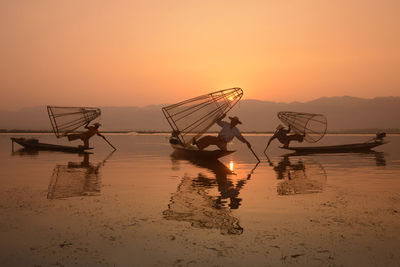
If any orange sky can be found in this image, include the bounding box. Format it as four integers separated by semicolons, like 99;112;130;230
1;0;399;110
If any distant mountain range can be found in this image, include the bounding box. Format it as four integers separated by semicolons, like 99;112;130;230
1;96;399;133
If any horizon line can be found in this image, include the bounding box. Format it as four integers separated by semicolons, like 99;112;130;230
2;95;400;112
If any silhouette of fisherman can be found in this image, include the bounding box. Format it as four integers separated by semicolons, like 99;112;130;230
66;122;104;148
266;124;305;149
193;114;252;151
169;130;184;146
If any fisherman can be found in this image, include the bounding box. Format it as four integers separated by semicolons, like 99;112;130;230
266;124;305;149
169;130;184;146
193;114;251;151
66;122;104;148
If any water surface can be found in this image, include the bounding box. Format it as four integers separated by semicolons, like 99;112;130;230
1;133;399;266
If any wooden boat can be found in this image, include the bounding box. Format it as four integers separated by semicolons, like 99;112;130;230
162;88;243;160
171;144;235;160
282;140;389;154
11;137;93;153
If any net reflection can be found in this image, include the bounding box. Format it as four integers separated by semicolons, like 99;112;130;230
267;154;327;195
164;153;258;235
47;152;113;199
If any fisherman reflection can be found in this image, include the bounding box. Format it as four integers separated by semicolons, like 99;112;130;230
47;152;113;199
373;152;386;166
195;166;248;210
164;156;258;235
269;154;305;180
267;155;326;195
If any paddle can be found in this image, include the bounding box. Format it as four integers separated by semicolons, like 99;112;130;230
100;135;116;151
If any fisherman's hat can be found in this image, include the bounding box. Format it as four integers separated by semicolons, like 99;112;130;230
229;116;242;124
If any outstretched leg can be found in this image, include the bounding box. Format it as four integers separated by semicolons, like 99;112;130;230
83;138;89;148
67;133;81;141
195;136;227;151
284;134;304;148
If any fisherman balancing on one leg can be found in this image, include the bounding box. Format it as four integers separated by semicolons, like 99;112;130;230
66;122;104;148
193;114;252;151
265;124;305;150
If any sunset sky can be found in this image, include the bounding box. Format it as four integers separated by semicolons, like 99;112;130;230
1;0;399;110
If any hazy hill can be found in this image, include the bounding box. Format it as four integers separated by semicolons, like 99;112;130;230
1;96;399;132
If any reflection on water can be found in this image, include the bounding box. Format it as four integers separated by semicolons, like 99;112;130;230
267;154;327;195
374;152;386;166
164;152;259;235
11;148;41;157
47;152;113;199
365;151;386;166
229;161;234;172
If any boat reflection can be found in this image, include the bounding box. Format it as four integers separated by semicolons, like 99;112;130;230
287;151;386;167
267;154;327;195
11;148;92;157
357;151;386;166
47;152;113;199
164;152;259;235
11;148;40;157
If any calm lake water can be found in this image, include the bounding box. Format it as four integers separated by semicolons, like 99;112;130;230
2;133;400;196
1;133;399;266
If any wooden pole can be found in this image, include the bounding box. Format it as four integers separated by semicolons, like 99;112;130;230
101;135;116;151
248;147;260;162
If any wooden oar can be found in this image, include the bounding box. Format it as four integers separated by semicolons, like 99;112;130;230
101;135;116;151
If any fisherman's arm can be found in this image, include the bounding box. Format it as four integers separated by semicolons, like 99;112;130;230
84;122;90;129
265;133;277;149
236;132;251;148
216;114;227;126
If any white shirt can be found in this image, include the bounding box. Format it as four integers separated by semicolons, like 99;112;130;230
217;120;246;143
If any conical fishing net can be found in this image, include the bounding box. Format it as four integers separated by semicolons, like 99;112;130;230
47;106;101;138
278;111;327;143
162;88;243;146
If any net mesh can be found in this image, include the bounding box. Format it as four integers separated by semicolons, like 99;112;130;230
278;111;327;143
47;106;101;138
276;157;326;195
163;175;243;235
47;164;101;199
162;88;243;146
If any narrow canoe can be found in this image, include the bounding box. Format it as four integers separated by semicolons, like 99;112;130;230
11;137;93;153
282;140;389;154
